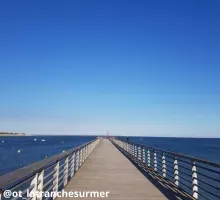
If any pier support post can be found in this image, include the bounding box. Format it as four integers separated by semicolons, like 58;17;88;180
154;151;157;171
162;154;166;177
192;162;198;199
64;156;69;186
147;149;151;167
174;157;179;186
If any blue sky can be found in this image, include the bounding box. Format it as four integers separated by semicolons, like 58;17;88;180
0;0;220;137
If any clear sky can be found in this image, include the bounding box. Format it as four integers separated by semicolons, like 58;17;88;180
0;0;220;137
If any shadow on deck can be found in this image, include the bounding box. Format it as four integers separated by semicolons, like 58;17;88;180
112;143;194;200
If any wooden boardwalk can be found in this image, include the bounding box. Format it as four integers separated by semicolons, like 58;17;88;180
58;139;168;200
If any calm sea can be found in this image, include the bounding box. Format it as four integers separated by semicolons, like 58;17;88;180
0;136;220;176
0;136;96;175
120;136;220;163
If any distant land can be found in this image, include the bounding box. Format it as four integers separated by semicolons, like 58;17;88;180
0;132;25;136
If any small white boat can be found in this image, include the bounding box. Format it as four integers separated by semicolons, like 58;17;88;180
2;141;4;143
41;139;46;142
17;149;21;153
34;138;37;141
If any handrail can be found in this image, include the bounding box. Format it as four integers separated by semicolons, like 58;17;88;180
116;138;220;167
0;138;101;198
111;137;220;200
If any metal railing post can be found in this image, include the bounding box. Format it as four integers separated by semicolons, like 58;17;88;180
30;173;38;200
76;150;79;172
81;147;84;163
174;157;179;186
138;145;141;161
80;148;82;166
83;147;85;162
37;170;44;200
86;145;88;158
162;154;166;177
127;143;129;154
81;148;83;165
81;147;84;166
71;153;75;177
63;156;69;186
132;144;134;157
53;162;59;199
88;144;91;154
142;147;145;164
135;145;137;158
154;151;157;171
192;162;198;199
147;149;151;167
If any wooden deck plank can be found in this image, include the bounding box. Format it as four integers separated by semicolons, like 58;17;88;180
58;139;167;200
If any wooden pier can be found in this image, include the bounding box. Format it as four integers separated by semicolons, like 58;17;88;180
1;137;219;200
58;139;167;200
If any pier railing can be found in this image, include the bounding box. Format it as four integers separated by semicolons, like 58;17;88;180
0;138;101;200
111;137;220;200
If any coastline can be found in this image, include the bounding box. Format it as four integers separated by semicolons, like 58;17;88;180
0;132;25;136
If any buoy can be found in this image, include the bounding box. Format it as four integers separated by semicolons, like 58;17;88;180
34;138;37;141
17;149;21;153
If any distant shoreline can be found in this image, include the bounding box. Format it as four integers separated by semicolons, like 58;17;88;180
0;132;25;136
